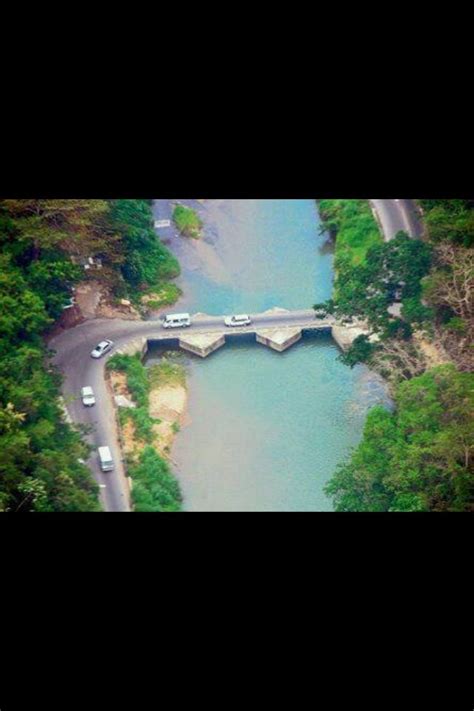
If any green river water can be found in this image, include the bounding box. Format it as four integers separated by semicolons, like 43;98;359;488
147;199;389;511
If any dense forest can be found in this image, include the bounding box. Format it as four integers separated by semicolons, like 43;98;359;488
0;200;180;512
319;200;474;511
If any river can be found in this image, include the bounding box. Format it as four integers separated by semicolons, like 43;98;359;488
148;199;389;512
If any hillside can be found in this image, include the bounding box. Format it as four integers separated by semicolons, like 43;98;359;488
0;199;180;512
319;199;474;511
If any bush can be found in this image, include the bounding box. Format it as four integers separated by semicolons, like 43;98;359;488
107;353;149;408
338;335;378;368
129;446;182;512
173;205;202;239
108;199;180;292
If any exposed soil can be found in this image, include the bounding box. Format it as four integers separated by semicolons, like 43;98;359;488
149;385;187;457
110;372;129;397
412;331;450;368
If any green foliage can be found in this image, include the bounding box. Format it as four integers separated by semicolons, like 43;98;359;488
420;200;474;247
0;198;185;512
109;199;180;290
128;446;182;512
108;354;184;507
140;283;183;311
107;353;149;408
402;297;434;326
148;359;186;389
0;232;100;511
319;199;382;266
325;366;474;512
172;204;202;239
443;317;467;335
338;335;378;368
123;407;159;445
381;318;413;341
325;223;433;336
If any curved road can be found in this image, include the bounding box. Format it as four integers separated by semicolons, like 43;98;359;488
50;309;325;512
50;199;423;512
370;199;424;241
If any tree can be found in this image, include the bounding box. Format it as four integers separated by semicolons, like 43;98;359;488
0;199;111;257
108;199;180;289
423;243;474;324
325;366;474;512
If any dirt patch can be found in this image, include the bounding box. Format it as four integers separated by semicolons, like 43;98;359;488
149;385;187;457
75;280;104;319
110;369;188;461
122;418;138;457
97;298;141;321
149;385;186;421
413;331;450;368
110;372;129;397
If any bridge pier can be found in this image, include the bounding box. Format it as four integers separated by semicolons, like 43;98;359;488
255;327;302;353
179;333;225;358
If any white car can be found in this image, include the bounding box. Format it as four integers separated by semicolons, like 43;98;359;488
91;340;114;359
81;386;96;407
224;314;252;327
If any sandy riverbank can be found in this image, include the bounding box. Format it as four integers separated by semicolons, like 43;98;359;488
109;366;188;465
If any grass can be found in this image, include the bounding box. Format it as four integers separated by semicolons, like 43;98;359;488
148;359;186;389
108;353;159;445
173;204;202;239
107;353;148;407
128;446;182;512
107;353;184;511
140;283;183;311
318;199;381;266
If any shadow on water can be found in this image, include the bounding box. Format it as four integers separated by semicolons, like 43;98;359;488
145;328;338;364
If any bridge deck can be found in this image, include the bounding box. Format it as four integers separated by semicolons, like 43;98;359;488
113;309;371;359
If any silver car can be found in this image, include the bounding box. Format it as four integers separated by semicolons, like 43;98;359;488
91;340;114;359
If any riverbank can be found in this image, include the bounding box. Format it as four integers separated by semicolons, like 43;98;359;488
153;199;389;511
319;200;474;511
107;354;186;512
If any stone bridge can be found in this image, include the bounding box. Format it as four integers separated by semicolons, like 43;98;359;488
113;308;373;359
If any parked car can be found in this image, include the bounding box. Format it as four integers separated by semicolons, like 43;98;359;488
91;340;114;359
224;314;252;327
81;386;96;407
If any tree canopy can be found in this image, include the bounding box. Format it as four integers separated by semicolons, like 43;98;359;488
325;366;474;512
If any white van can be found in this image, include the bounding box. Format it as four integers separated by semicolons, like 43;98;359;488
98;446;114;472
162;313;191;329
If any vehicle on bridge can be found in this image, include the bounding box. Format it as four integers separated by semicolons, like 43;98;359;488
91;340;114;359
98;446;114;472
162;313;191;329
225;314;252;327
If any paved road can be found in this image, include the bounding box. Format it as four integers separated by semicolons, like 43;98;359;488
49;308;328;512
51;199;424;512
370;199;424;241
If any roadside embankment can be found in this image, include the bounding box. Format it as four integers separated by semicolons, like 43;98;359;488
106;353;186;512
318;199;382;268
